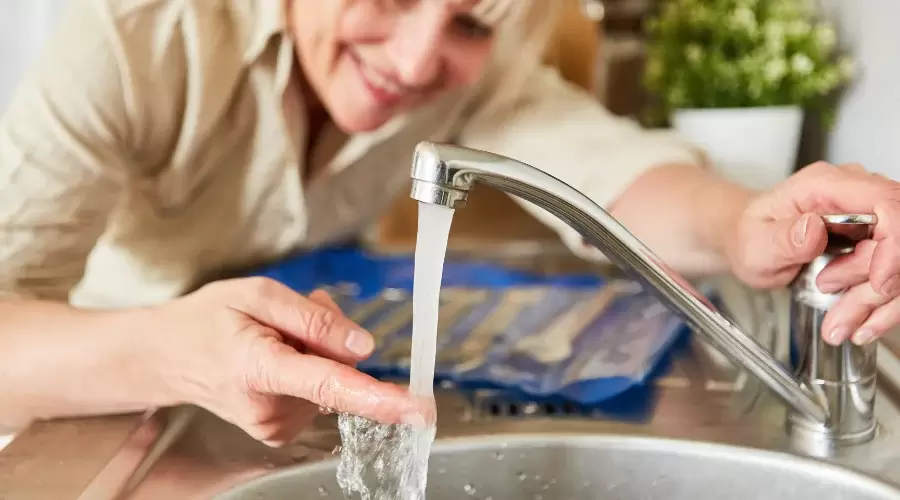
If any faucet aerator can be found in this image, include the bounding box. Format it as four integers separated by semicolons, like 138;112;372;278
410;179;467;209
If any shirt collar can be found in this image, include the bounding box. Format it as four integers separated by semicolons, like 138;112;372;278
230;0;288;64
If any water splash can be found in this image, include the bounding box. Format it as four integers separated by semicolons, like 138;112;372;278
335;203;452;499
336;414;436;500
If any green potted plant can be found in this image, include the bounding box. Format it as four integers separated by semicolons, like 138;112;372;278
643;0;855;190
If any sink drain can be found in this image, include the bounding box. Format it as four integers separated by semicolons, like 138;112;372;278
469;392;589;420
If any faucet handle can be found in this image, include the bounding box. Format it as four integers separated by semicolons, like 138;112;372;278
792;214;876;309
821;214;877;253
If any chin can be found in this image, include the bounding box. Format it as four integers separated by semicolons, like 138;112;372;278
331;113;388;134
329;105;393;134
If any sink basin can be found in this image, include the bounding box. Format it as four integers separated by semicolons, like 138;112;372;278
214;434;900;499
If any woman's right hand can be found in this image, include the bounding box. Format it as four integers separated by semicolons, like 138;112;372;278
147;277;426;447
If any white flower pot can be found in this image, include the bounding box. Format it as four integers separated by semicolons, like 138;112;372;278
672;106;804;191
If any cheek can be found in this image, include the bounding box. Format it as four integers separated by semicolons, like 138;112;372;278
340;2;389;41
289;2;343;83
444;45;493;88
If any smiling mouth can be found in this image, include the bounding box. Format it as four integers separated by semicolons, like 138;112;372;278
347;49;408;105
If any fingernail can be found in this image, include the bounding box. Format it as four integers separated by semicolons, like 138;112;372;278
817;280;840;293
345;330;374;356
826;327;848;345
882;275;900;296
852;329;877;345
792;215;810;247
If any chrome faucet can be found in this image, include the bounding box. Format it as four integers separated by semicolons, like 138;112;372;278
408;141;877;448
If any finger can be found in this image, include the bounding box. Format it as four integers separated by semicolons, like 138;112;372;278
838;162;867;174
821;282;892;345
870;200;900;296
853;295;900;345
237;278;375;361
254;340;428;425
309;289;343;314
793;165;900;214
305;290;359;366
743;213;827;283
816;239;877;293
255;400;319;448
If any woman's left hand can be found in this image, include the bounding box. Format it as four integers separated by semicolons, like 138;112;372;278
727;161;900;346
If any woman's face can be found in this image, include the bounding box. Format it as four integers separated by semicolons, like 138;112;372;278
287;0;511;133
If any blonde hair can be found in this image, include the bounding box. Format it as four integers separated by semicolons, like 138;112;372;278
468;1;563;117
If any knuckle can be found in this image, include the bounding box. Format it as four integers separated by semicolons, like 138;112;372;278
194;279;232;300
801;161;835;178
247;422;282;443
243;336;285;394
246;403;277;428
304;307;340;344
874;200;900;224
309;374;339;410
263;438;290;448
837;162;865;173
244;277;281;301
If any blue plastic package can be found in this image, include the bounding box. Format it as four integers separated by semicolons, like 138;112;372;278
249;246;699;409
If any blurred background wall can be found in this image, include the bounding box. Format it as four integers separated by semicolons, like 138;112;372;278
818;1;900;179
0;1;64;110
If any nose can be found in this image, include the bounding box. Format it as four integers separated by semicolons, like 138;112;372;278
387;7;446;88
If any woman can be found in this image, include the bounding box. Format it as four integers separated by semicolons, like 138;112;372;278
1;0;899;447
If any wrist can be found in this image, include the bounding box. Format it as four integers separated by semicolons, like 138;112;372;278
133;299;227;412
3;302;187;421
714;183;759;272
118;304;195;409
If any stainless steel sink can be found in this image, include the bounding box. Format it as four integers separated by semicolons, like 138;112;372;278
214;433;900;499
8;273;900;500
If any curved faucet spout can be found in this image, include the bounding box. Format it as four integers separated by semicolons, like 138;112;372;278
409;141;829;424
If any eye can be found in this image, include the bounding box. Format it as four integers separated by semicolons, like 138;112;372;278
452;14;493;40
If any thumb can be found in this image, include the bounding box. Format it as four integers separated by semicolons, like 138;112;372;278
742;213;828;286
309;289;343;314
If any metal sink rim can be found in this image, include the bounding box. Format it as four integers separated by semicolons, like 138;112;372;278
216;432;900;498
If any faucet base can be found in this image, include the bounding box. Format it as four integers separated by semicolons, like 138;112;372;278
787;416;878;457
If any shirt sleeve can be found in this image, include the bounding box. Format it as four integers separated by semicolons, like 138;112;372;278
456;64;706;261
0;0;134;301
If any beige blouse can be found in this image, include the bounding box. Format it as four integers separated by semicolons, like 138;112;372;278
0;0;701;309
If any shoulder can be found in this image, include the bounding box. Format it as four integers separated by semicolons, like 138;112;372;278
86;0;232;24
71;0;243;54
40;0;255;160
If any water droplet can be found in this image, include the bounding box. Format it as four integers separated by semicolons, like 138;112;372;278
517;472;527;481
438;467;447;474
464;483;477;495
493;451;504;460
534;474;542;481
318;485;329;496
